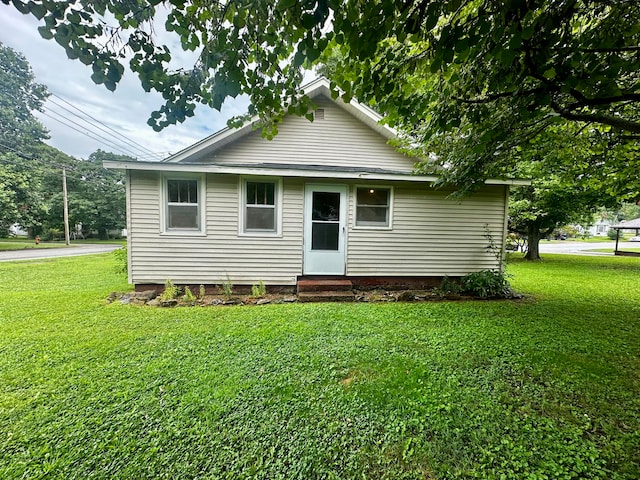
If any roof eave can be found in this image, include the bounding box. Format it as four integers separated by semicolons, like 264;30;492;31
103;159;530;186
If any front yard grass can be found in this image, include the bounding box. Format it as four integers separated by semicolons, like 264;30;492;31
0;254;638;479
0;240;67;251
0;238;125;251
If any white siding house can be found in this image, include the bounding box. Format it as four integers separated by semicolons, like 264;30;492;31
105;78;527;290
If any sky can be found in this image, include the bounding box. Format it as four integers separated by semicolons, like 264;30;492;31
0;6;251;160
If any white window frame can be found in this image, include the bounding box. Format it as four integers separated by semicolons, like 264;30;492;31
160;173;206;236
239;176;283;237
353;185;394;230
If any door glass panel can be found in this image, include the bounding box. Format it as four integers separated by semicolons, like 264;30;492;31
312;192;340;221
312;223;339;250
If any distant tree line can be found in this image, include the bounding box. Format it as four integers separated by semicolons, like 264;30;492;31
0;42;126;239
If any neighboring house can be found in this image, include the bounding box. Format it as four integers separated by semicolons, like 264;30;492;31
9;223;28;237
588;218;612;236
105;78;527;291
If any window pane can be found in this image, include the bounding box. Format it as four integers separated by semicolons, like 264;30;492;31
246;182;255;204
247;181;275;205
168;179;197;203
312;223;339;250
356;188;389;206
356;206;388;225
312;192;340;221
168;205;199;229
246;206;275;231
168;180;179;203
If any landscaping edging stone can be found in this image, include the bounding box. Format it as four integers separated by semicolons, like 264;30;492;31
106;289;524;307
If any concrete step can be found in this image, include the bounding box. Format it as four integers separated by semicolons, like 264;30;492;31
297;279;353;293
297;290;355;303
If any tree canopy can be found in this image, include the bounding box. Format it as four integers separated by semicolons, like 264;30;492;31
0;42;126;238
0;41;49;150
5;0;639;250
6;1;638;139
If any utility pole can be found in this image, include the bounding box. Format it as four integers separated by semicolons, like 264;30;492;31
62;166;70;245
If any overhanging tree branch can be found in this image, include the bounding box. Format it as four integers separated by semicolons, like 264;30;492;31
565;93;640;111
551;101;640;133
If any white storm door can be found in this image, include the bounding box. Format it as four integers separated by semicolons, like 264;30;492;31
303;184;347;275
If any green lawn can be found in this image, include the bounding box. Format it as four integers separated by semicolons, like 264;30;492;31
0;238;125;251
589;248;640;253
543;236;618;243
0;240;68;251
1;254;639;479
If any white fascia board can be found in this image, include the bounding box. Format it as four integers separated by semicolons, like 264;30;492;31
103;160;528;186
485;178;531;186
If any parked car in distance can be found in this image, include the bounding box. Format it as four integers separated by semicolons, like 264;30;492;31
629;236;640;242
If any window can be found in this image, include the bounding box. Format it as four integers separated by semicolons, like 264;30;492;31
164;177;202;232
243;179;278;233
355;187;391;228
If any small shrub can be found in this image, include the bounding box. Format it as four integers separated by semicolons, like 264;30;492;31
112;247;127;275
460;270;511;298
607;229;619;240
434;276;462;296
199;284;206;298
251;280;267;298
183;286;196;302
160;279;179;300
220;275;233;299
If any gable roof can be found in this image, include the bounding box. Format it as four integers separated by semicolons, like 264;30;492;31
611;217;640;229
162;77;396;164
103;77;530;187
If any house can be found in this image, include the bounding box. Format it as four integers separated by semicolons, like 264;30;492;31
588;218;612;236
104;78;527;292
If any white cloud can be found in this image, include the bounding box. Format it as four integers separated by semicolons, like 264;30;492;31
0;6;250;160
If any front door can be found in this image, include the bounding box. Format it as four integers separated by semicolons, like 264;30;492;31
303;184;347;275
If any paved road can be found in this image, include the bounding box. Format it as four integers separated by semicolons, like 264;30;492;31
538;241;638;255
0;244;122;262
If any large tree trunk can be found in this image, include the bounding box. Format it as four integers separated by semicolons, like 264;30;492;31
525;223;542;260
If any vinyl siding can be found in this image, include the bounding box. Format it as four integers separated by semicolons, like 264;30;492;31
346;184;507;276
201;96;415;172
128;171;304;285
128;171;508;285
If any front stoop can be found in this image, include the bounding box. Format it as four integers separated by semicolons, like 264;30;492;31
297;290;355;303
297;279;353;292
296;279;355;302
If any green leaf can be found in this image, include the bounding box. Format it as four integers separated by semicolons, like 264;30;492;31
29;2;47;19
543;67;556;80
37;26;54;40
276;0;296;11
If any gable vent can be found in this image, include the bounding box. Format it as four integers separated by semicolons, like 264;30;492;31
314;108;325;120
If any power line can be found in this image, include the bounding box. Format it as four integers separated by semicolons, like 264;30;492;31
0;141;35;159
49;93;167;159
39;110;143;158
47;97;156;158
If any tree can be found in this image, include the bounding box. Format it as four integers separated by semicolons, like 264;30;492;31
500;122;624;260
0;153;47;234
0;42;50;235
6;1;638;149
0;42;127;238
37;149;127;239
8;0;638;250
0;42;49;151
